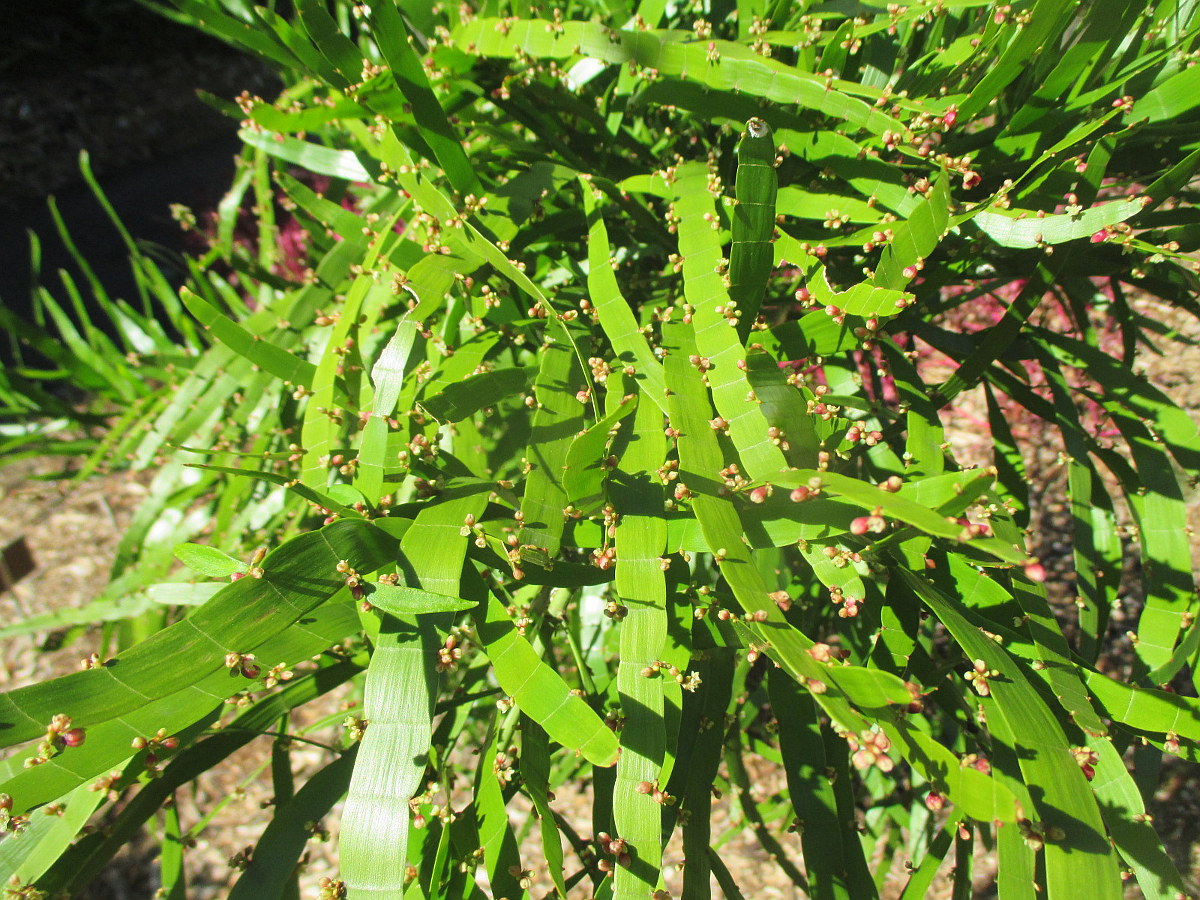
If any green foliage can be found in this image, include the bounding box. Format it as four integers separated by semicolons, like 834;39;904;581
2;1;1200;898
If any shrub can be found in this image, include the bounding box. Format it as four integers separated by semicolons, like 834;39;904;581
2;2;1200;898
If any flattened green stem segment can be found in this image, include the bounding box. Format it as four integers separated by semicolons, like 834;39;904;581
519;333;586;560
341;497;485;899
730;117;778;341
611;386;669;900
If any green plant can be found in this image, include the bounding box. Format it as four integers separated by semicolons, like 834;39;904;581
3;1;1200;898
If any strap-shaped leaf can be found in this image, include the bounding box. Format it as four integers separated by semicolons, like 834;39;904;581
0;605;359;815
972;197;1144;249
341;495;486;898
874;172;952;291
901;570;1123;900
610;387;669;900
240;128;375;183
173;542;248;578
662;317;895;726
769;671;855;900
360;583;477;616
580;183;668;412
473;579;619;767
519;717;567;897
808;264;912;318
772;469;1025;566
356;316;419;501
518;334;585;559
420;368;534;424
562;392;637;507
0;781;105;888
1083;670;1200;741
0;521;391;753
33;653;361;896
1035;345;1196;680
729;117;778;338
672;160;789;483
968;522;1109;739
300;211;403;489
1090;738;1187;900
228;750;357;900
364;0;479;194
452;20;900;137
179;286;316;387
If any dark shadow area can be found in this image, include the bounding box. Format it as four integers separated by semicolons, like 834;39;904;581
0;0;278;318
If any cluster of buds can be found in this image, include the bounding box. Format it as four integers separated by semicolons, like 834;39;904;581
336;559;364;601
954;517;992;540
89;770;123;801
789;481;821;503
1018;818;1065;851
964;659;1000;696
635;779;676;805
766;425;790;450
833;587;860;619
807;642;851;664
845;426;883;446
1022;559;1047;583
262;663;295;689
593;546;616;570
24;714;87;769
228;845;254;871
900;682;925;714
719;463;750;493
714;299;740;327
847;729;894;772
130;728;180;778
603;598;628;620
0;794;29;835
850;513;888;536
506;866;534;891
588;356;613;383
595;832;631;872
1071;747;1099;781
317;877;347;900
493;750;517;787
748;483;773;504
769;590;792;611
436;634;464;673
226;651;261;680
639;660;702;692
807;386;842;421
342;715;368;743
821;543;863;571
